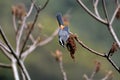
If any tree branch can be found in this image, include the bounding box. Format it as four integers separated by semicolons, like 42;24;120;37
12;58;20;80
0;25;15;56
20;0;49;54
93;0;100;17
0;63;11;68
105;56;120;73
0;44;12;61
74;36;105;57
12;15;17;32
59;61;67;80
102;0;109;22
16;2;34;56
21;28;58;60
76;0;107;25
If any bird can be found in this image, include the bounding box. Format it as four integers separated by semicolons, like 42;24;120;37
56;13;77;60
56;13;70;47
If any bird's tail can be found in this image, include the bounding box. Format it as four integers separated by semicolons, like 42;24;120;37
56;13;64;26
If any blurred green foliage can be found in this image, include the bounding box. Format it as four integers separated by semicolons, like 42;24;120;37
0;0;120;80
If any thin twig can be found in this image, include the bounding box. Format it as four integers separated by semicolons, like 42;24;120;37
21;40;37;60
21;28;58;60
24;23;35;43
20;0;49;54
93;0;100;17
39;0;49;11
38;28;58;46
0;25;31;80
0;40;11;53
83;74;89;80
0;63;11;68
31;0;38;10
90;71;96;79
12;15;17;32
12;58;20;80
101;71;113;80
76;0;120;74
115;0;119;6
76;0;107;25
19;60;31;80
101;0;120;48
16;2;34;56
75;35;120;73
106;56;120;73
0;46;12;61
74;36;105;57
20;11;38;54
59;61;67;80
102;0;109;22
108;25;120;48
0;25;15;55
110;5;120;24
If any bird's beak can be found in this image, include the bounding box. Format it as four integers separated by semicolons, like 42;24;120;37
60;25;64;29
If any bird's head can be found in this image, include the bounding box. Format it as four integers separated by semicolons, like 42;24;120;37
63;16;69;26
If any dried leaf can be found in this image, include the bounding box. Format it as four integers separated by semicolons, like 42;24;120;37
116;8;120;19
52;50;63;62
94;60;101;73
12;4;26;19
109;42;118;56
66;34;76;60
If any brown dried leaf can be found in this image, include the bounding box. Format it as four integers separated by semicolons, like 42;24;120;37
12;4;26;19
116;8;120;19
109;42;118;56
94;60;101;73
66;34;76;60
52;50;62;62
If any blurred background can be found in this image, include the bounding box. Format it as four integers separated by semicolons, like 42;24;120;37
0;0;120;80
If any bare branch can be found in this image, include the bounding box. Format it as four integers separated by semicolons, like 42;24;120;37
0;46;12;61
110;5;120;24
83;74;89;80
0;25;15;55
108;25;120;48
115;0;119;6
20;10;38;54
90;71;96;79
102;71;113;80
59;61;67;80
74;36;105;57
12;59;20;80
21;40;37;60
52;50;67;80
19;60;31;80
24;23;35;43
0;63;11;68
93;0;100;17
76;0;107;25
12;15;17;32
0;41;12;60
20;0;49;54
30;0;38;10
38;28;58;46
106;56;120;73
39;0;49;11
0;25;31;79
0;40;11;53
16;2;34;56
21;28;58;60
102;0;109;22
26;2;34;17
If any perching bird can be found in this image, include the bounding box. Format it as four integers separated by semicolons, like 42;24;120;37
56;13;77;60
56;13;70;47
